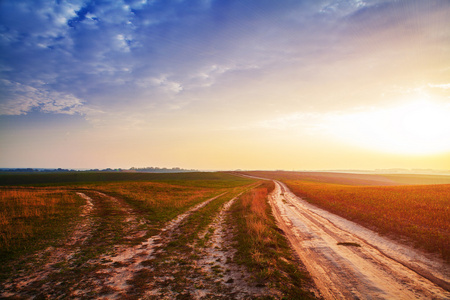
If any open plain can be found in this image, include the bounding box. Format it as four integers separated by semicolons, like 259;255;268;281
1;171;449;299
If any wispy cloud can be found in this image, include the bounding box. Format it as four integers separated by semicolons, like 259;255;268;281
0;79;85;115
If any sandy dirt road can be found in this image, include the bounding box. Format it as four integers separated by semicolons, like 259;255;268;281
269;180;450;300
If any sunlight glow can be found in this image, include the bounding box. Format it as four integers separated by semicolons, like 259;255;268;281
326;100;450;155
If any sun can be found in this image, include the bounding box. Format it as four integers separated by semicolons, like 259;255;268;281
328;99;450;155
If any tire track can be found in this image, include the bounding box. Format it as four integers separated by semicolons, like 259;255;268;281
269;180;450;300
78;192;227;299
193;192;274;299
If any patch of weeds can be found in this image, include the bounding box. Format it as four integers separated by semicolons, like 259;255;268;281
211;264;223;275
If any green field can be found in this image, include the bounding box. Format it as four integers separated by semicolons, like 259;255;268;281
0;171;250;187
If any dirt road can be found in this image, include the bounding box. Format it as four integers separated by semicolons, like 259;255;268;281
269;180;450;299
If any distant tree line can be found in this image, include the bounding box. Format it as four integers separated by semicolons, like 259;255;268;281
129;167;198;173
0;168;76;172
0;167;198;173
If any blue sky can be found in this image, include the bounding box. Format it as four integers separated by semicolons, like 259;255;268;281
1;0;449;170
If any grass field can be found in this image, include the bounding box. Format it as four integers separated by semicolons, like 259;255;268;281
242;170;450;186
0;171;320;298
0;188;84;263
0;172;254;274
242;171;450;261
0;171;250;187
382;174;450;185
4;170;447;297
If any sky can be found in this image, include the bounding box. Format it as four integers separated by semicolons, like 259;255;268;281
1;0;450;171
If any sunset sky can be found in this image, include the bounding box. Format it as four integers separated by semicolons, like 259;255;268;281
1;0;449;170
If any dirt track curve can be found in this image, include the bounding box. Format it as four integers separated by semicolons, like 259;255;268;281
269;180;450;300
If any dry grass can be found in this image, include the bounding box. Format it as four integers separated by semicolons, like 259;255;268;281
232;181;315;298
382;174;450;185
285;180;450;261
241;188;271;244
0;188;82;255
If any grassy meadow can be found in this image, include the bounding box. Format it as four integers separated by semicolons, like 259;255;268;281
0;172;255;273
243;171;450;261
0;171;250;187
0;171;321;298
3;169;447;297
0;188;84;263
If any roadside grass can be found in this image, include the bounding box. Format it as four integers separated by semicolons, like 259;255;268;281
285;180;450;261
0;188;84;280
231;181;316;299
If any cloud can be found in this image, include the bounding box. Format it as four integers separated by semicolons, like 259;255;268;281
319;0;366;15
136;75;183;94
1;0;449;122
0;79;86;115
